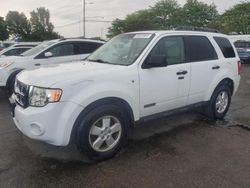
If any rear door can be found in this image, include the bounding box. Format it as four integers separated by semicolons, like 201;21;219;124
185;35;219;105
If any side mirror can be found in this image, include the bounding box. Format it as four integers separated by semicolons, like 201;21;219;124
142;55;168;69
44;52;53;58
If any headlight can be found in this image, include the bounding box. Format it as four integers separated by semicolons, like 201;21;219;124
0;62;13;69
29;86;62;107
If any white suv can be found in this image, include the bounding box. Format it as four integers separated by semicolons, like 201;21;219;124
12;31;241;161
0;38;104;94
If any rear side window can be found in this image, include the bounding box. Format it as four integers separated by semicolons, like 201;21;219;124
75;42;102;54
214;37;236;58
185;36;218;62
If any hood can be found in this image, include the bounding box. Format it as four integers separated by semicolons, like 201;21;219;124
0;55;31;64
17;61;124;87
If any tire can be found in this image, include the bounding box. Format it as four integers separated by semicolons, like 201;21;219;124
6;75;16;97
76;104;130;162
204;84;231;120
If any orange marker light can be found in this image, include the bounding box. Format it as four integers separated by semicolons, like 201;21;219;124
50;90;62;102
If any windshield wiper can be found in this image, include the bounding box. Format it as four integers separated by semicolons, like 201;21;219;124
87;58;111;64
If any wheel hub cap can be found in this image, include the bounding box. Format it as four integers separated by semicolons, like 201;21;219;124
89;116;122;152
215;91;229;114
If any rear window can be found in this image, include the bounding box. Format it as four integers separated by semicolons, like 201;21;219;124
234;41;250;48
214;37;236;58
185;36;218;62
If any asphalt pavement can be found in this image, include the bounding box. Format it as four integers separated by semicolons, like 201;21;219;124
0;64;250;187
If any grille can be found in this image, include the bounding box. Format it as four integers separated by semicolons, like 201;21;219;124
14;80;29;108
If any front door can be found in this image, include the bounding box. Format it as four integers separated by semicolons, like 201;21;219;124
139;36;190;117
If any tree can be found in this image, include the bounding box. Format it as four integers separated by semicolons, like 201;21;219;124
5;11;31;40
181;0;219;27
151;0;182;29
219;2;250;34
29;7;61;41
107;19;125;38
124;9;157;32
0;17;9;41
107;9;156;38
107;0;220;38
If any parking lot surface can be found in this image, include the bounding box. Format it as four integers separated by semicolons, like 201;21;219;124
0;65;250;187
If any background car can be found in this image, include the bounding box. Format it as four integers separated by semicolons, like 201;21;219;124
0;41;15;51
0;43;39;57
0;38;105;94
234;40;250;63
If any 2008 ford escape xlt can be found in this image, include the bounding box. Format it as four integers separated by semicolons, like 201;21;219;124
11;30;241;162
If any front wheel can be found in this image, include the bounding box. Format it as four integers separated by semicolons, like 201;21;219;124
205;84;231;119
76;104;129;162
6;76;16;97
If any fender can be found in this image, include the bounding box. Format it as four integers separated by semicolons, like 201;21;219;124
63;81;140;122
205;69;235;101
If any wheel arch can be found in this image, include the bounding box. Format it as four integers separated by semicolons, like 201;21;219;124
206;77;234;101
70;97;135;144
6;69;23;88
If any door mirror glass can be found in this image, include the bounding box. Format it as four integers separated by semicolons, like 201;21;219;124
143;55;168;68
44;52;53;58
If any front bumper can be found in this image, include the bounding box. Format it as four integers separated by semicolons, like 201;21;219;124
13;101;84;146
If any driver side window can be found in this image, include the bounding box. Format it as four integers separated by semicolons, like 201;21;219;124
49;43;74;57
150;36;185;65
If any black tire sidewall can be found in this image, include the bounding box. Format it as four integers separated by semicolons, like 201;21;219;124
6;73;18;97
211;85;231;119
76;104;129;161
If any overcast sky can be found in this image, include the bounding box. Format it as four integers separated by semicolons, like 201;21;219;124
0;0;242;38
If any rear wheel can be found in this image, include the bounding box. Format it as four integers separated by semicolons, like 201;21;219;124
204;84;231;119
76;104;129;162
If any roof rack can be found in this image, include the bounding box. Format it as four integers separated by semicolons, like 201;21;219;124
175;26;220;33
59;37;106;42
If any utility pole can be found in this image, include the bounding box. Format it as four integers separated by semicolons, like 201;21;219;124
83;0;86;38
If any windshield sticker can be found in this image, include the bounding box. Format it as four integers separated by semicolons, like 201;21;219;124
134;34;152;39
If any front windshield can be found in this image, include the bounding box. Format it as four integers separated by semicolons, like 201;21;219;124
21;40;57;56
87;33;154;66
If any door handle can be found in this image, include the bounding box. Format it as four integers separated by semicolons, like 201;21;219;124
35;63;41;66
212;65;220;70
176;70;188;75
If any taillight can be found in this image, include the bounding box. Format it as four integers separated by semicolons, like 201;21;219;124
237;60;241;75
